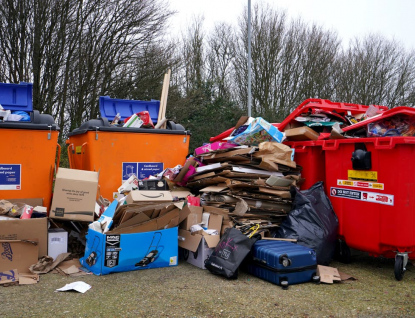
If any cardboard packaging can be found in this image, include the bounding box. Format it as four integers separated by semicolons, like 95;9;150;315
194;141;237;156
80;227;178;275
284;126;319;141
178;206;224;269
0;240;39;273
0;217;47;257
48;228;68;260
118;175;139;194
50;168;99;222
125;190;173;205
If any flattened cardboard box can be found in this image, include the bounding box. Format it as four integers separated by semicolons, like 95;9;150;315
109;202;190;235
50;168;99;222
0;217;47;257
0;240;39;273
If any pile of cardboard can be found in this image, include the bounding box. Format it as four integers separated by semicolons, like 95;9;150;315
179;141;302;233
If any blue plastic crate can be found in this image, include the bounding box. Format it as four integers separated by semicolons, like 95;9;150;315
99;96;160;123
0;82;33;111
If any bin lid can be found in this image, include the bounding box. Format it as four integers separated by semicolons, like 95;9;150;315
99;96;160;123
0;82;33;111
341;106;415;133
0;110;59;130
68;118;188;136
278;98;388;131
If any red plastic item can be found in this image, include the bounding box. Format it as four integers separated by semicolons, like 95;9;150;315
321;136;415;260
341;106;415;133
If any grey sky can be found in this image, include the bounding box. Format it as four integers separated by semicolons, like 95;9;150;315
168;0;415;51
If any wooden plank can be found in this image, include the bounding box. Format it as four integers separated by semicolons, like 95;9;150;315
262;237;298;242
158;69;171;128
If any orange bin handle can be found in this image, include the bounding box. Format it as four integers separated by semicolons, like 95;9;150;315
67;143;75;168
56;143;61;171
80;142;88;170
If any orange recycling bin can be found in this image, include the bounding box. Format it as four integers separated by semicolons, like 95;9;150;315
66;98;190;200
0;82;60;210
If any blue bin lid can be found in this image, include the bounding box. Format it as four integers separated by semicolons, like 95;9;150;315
99;96;160;123
0;82;33;111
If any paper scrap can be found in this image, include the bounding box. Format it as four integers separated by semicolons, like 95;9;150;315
55;281;91;293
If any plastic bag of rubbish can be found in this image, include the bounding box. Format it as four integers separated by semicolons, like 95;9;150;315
275;181;338;265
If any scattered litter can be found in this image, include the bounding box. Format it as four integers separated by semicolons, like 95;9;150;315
55;281;91;293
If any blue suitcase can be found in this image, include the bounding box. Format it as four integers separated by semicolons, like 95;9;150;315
246;240;319;288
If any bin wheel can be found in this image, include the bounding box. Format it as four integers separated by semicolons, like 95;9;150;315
394;255;405;281
336;240;351;264
183;249;189;261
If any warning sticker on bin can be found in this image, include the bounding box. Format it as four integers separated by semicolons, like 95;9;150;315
348;170;378;181
337;179;384;190
0;164;21;190
330;187;394;206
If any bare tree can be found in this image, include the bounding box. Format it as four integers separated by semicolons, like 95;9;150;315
334;35;415;107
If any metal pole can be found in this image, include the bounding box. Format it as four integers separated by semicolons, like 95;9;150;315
247;0;252;117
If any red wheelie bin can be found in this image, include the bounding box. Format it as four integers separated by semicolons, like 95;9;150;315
321;106;415;280
279;99;388;190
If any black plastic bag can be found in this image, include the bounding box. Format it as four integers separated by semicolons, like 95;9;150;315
275;181;338;265
205;228;258;279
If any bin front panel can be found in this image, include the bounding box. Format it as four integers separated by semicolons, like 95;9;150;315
323;137;415;258
0;128;58;210
284;140;325;190
67;130;189;200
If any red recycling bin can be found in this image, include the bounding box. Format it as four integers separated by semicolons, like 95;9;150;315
321;106;415;280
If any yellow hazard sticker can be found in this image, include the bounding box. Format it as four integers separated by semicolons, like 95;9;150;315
75;146;82;154
348;170;378;182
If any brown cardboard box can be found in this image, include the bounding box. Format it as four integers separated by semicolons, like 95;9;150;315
284;126;319;141
0;217;47;257
178;206;224;269
50;168;99;222
125;190;173;204
178;206;224;253
0;240;39;273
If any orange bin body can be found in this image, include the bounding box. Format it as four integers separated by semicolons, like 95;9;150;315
67;121;190;200
0;125;59;210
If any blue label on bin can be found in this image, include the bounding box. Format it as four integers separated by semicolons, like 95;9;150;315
122;162;164;182
0;164;21;190
137;163;164;180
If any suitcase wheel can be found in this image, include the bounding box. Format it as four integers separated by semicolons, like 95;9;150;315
312;275;320;284
279;254;292;267
280;280;289;290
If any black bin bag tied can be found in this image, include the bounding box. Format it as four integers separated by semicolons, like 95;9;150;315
276;181;339;265
205;228;259;279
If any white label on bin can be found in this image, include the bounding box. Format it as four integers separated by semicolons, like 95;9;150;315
337;179;384;190
330;187;394;206
0;164;21;190
122;162;164;182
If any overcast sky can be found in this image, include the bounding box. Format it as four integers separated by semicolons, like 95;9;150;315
167;0;415;51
